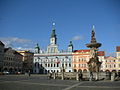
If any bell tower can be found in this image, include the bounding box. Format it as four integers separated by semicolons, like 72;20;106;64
35;43;40;54
47;22;59;53
68;41;73;52
50;22;57;45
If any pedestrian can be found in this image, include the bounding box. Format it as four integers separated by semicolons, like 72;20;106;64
28;70;31;77
79;72;83;81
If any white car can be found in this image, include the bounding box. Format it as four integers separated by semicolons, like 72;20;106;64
3;71;10;74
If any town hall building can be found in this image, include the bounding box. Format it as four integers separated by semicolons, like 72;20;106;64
33;23;73;74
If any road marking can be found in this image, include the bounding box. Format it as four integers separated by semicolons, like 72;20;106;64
62;82;84;90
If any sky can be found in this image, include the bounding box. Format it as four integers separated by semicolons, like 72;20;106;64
0;0;120;56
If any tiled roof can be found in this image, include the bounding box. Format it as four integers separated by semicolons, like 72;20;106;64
105;56;116;60
73;49;90;53
116;46;120;52
14;51;23;56
73;49;105;56
97;51;105;56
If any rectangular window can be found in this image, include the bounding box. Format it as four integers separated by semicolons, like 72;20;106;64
57;63;59;67
62;64;64;67
65;63;67;67
48;64;50;67
74;64;76;67
45;64;47;67
69;63;71;67
114;64;116;68
84;64;86;68
51;64;52;67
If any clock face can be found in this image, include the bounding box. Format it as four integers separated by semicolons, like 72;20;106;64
52;39;54;41
51;38;54;43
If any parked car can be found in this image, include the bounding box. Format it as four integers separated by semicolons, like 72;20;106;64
3;71;10;75
16;72;21;74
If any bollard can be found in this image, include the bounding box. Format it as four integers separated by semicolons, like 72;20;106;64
53;73;56;79
61;72;64;80
76;73;79;81
111;72;115;81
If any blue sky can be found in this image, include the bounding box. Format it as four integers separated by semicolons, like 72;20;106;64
0;0;120;55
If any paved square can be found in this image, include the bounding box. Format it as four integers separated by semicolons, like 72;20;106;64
0;75;120;90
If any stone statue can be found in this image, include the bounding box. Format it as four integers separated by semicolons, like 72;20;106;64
86;26;102;81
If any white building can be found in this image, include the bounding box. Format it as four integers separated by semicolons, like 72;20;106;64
33;23;73;74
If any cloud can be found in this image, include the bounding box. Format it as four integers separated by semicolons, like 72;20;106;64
14;47;34;52
0;37;35;52
72;35;83;41
0;37;31;44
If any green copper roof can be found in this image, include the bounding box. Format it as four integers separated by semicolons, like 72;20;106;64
35;43;40;49
68;41;73;47
51;29;56;38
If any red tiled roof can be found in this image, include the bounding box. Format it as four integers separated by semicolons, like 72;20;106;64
97;51;105;56
73;49;105;56
116;46;120;52
104;56;116;60
73;49;90;53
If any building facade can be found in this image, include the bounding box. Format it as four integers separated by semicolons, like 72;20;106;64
72;50;90;72
17;51;34;73
0;41;5;72
33;24;73;74
72;50;105;72
104;56;117;72
3;47;23;73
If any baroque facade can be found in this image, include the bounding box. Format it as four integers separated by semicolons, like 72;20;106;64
104;56;117;72
72;49;105;72
33;24;73;74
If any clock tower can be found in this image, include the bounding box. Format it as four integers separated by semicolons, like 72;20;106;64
47;23;59;53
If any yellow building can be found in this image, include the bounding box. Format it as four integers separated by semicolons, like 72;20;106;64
17;50;34;73
116;46;120;71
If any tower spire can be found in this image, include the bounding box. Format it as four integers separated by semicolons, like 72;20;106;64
51;22;56;38
52;22;56;30
92;25;95;30
68;41;73;52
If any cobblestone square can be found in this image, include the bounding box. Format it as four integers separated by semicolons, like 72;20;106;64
0;75;120;90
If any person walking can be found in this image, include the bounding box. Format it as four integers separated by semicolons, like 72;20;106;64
28;70;31;77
